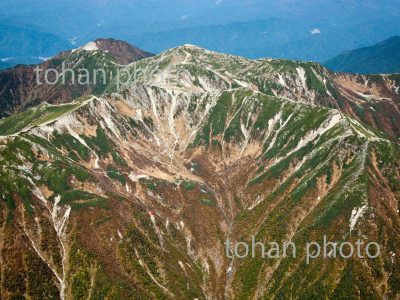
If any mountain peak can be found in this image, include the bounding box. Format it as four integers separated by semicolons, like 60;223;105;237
182;43;201;49
71;38;154;65
168;44;208;54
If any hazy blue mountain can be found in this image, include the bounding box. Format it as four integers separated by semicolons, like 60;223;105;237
0;25;71;57
0;57;48;70
128;17;400;61
2;0;400;38
0;61;10;70
1;0;400;63
324;36;400;74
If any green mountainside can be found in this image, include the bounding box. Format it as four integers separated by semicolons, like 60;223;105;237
0;45;399;299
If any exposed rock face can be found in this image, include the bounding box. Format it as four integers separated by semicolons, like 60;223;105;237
1;42;399;139
0;45;399;299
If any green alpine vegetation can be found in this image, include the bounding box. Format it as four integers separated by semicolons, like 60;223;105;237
0;43;399;300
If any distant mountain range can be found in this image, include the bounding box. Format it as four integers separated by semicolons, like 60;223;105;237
0;25;71;58
0;24;73;70
0;61;10;69
128;18;400;62
0;57;49;70
324;36;400;74
1;1;400;66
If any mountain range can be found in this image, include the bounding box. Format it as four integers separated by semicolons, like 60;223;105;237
0;24;72;68
1;39;399;137
128;18;400;62
1;1;400;65
0;61;10;69
324;36;400;74
0;39;399;299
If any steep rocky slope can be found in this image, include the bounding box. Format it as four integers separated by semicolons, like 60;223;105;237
0;45;399;299
1;43;398;138
135;45;399;138
0;39;153;118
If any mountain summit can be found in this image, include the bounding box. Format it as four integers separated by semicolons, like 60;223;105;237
70;38;153;65
0;39;153;118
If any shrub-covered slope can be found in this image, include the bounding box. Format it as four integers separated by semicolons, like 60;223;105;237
0;45;399;299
